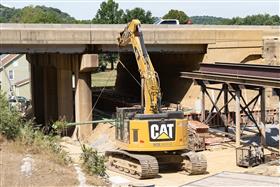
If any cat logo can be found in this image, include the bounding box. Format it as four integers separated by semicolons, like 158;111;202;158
149;120;176;141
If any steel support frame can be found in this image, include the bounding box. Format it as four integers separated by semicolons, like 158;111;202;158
197;81;233;130
196;80;265;146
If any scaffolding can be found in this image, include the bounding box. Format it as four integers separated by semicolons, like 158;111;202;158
181;62;280;154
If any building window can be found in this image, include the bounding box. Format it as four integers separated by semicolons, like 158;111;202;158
8;70;14;80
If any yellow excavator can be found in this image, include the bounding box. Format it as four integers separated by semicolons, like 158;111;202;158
105;19;207;179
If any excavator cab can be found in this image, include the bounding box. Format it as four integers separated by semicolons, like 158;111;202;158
115;107;143;143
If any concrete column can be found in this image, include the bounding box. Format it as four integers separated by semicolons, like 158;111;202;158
75;72;92;140
56;55;73;121
27;54;77;125
43;63;58;122
235;89;241;147
260;88;266;146
74;54;98;140
28;55;45;124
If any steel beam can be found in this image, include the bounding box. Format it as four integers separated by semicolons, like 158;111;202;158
200;62;280;79
181;72;280;88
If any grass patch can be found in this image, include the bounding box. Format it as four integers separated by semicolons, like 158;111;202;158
92;70;117;88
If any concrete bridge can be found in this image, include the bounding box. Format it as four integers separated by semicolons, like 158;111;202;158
0;24;279;139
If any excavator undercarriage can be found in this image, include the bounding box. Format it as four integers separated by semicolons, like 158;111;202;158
106;150;207;179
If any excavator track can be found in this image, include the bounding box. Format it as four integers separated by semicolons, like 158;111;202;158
105;150;159;179
181;151;207;175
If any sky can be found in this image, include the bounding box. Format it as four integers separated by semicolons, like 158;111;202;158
1;0;279;20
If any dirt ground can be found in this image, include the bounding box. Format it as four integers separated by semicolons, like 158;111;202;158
0;141;78;186
0;140;106;187
106;145;279;186
86;123;279;186
106;145;248;186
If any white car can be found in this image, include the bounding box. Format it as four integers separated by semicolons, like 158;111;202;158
154;19;179;25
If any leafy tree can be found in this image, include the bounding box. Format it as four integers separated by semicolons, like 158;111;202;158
0;4;20;23
93;0;125;70
92;0;124;24
123;7;155;24
163;9;188;24
190;16;230;25
227;14;280;25
75;19;92;24
10;5;76;23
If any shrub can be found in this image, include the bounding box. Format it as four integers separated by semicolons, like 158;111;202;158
80;144;106;176
0;92;21;139
52;118;67;135
18;123;71;165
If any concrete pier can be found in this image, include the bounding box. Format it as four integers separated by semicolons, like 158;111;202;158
27;54;98;138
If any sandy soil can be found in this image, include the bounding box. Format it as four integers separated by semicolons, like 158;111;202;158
61;123;280;187
0;141;78;187
60;137;107;186
106;145;250;186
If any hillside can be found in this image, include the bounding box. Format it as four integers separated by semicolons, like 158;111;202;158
0;4;76;23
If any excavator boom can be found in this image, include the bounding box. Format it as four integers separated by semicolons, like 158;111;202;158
118;19;161;114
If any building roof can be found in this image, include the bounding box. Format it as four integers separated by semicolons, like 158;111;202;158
15;78;30;87
0;54;21;68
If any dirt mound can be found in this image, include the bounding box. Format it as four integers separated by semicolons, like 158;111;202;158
245;160;280;177
87;122;116;153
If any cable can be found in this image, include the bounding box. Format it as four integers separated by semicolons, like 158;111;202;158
117;60;142;87
85;57;143;121
86;68;116;120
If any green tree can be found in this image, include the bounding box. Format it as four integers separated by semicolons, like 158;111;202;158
93;0;124;70
92;0;124;24
163;9;188;24
123;7;155;24
190;16;230;25
228;14;280;25
10;5;76;23
0;4;19;23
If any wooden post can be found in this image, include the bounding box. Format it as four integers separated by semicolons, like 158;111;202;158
224;84;229;132
201;85;206;122
260;88;266;146
235;89;241;147
278;95;280;155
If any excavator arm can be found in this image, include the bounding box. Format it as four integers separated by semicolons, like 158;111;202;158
118;19;161;114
